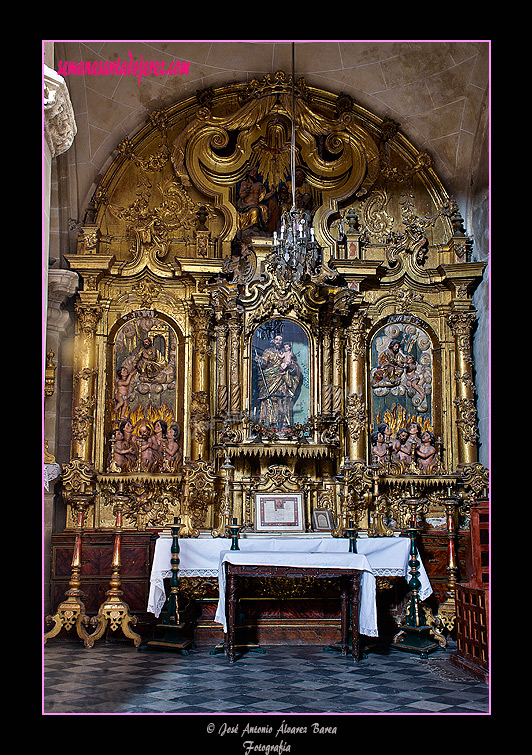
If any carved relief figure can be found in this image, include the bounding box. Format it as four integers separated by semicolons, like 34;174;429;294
370;420;439;471
371;320;432;428
292;167;314;218
370;430;388;464
134;337;167;380
251;320;309;433
114;365;136;419
395;428;412;464
113;315;177;417
108;427;136;470
416;430;437;469
164;422;183;471
236;167;276;239
135;422;159;470
376;339;406;386
407;421;423;447
118;418;137;467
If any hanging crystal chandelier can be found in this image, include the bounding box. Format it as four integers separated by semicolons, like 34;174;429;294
271;207;319;284
267;43;320;285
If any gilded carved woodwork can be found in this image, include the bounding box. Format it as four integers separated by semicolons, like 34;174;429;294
60;70;487;601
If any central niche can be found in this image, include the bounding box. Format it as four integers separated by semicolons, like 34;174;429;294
250;318;310;433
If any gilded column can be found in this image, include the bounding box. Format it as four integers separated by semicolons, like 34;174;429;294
449;311;479;467
228;311;243;416
70;296;102;462
345;312;367;462
64;248;115;465
321;321;333;416
332;321;344;415
214;319;228;416
189;301;213;460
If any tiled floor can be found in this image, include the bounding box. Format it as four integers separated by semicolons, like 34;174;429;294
43;638;489;717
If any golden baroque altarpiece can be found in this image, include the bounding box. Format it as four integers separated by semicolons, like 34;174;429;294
61;74;488;636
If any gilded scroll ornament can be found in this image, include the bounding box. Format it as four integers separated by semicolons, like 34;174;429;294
453;397;480;445
182;459;218;534
171;71;380;246
361;189;394;242
75;302;102;340
190;391;211;444
345;393;366;443
448;312;476;366
457;462;489;496
44;351;56;397
62;458;97;502
71;397;96;443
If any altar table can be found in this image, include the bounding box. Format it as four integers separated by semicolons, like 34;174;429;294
147;535;432;641
218;552;368;663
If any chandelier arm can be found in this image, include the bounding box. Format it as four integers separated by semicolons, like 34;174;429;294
291;42;296;211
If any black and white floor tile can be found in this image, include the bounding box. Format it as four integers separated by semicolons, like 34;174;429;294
43;638;489;717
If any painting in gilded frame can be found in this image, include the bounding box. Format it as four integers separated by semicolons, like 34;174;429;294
250;319;310;432
107;312;183;473
370;318;433;437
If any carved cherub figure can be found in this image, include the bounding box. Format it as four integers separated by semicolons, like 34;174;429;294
114;365;136;419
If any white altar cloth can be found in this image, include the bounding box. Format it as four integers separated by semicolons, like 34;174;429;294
147;535;432;618
213;550;378;637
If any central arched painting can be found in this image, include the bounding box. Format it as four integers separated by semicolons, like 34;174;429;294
251;319;310;433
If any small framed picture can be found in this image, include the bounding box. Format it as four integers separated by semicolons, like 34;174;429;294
312;509;334;532
254;493;305;532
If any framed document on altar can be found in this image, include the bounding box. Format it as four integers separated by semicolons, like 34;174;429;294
254;493;305;532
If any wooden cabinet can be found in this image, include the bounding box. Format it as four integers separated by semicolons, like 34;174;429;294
450;499;489;682
466;500;489;588
49;530;159;640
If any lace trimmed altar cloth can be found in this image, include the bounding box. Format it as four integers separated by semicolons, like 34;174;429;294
147;535;432;626
214;550;377;636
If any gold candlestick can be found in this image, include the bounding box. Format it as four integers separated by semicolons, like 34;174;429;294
44;494;93;647
85;485;141;647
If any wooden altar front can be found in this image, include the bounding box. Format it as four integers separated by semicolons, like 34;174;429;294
222;560;364;663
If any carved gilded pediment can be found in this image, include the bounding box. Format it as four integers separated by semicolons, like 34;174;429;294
171;73;380;244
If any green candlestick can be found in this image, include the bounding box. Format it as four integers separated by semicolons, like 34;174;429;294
228;517;241;550
143;517;196;654
343;520;358;553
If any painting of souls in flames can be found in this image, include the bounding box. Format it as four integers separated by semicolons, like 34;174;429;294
370;320;433;437
106;313;182;473
113;314;178;422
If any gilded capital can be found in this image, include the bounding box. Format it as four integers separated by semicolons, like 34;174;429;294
75;302;103;339
448;311;476;366
346;314;367;358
